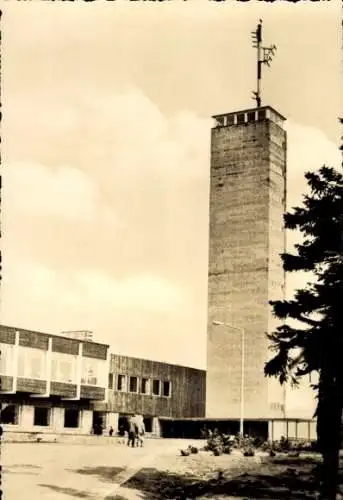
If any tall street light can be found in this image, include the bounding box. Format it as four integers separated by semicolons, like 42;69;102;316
212;320;245;437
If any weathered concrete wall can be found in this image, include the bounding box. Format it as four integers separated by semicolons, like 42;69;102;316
206;110;287;420
108;354;206;419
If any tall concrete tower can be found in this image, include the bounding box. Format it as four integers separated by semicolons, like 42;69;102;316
206;106;287;423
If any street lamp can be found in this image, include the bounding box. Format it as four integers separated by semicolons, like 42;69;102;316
212;320;245;437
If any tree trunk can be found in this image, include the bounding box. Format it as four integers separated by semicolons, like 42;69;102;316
317;380;342;500
320;444;340;500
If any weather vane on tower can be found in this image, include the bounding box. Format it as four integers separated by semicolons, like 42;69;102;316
251;20;277;108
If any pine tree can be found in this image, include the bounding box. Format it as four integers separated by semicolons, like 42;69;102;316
265;140;343;500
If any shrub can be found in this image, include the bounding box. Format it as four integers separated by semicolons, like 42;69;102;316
213;447;223;456
252;436;265;448
180;449;190;456
260;440;272;452
279;436;290;451
206;431;232;456
243;447;255;457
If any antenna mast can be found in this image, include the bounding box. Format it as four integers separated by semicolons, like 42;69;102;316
251;20;277;108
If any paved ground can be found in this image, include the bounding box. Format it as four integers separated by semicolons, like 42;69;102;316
2;439;199;500
5;440;322;500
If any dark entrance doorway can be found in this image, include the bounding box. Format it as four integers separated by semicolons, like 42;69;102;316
92;411;105;435
118;414;132;436
143;417;152;433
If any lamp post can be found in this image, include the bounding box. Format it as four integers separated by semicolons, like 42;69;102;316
212;320;245;437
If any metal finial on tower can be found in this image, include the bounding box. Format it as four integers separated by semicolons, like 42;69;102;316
251;20;277;108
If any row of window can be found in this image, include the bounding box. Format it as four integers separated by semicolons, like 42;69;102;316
1;404;80;428
215;108;269;128
109;374;171;398
0;343;107;387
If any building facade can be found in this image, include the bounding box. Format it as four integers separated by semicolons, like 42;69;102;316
0;325;206;438
98;354;206;435
0;325;109;436
1;108;318;442
206;106;287;424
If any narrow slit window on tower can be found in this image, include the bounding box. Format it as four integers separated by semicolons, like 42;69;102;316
258;109;266;121
237;113;245;124
215;117;225;127
227;115;235;126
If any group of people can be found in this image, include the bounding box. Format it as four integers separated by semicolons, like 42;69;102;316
117;414;146;447
127;414;145;447
92;414;146;447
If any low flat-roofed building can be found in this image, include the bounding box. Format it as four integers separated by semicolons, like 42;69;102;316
97;354;206;436
0;325;109;437
0;325;206;439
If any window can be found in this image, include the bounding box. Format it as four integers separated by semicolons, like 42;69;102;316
162;381;171;397
152;379;160;396
34;407;50;427
80;358;107;387
81;358;97;386
215;116;225;127
64;408;79;428
237;113;245;124
247;111;256;122
0;404;18;425
141;378;149;394
0;344;14;375
18;347;47;380
258;109;266;121
129;376;138;393
51;352;77;384
227;115;235;126
108;373;114;389
117;374;127;392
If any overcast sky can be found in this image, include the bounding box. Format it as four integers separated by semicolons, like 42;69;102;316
1;1;341;375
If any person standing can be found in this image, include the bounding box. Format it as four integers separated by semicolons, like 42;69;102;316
127;416;136;448
137;420;145;447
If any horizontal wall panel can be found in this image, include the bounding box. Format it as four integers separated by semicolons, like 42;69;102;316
82;342;108;360
19;331;49;350
0;376;13;392
17;378;47;394
50;382;77;398
0;327;16;345
80;385;105;400
52;337;79;355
